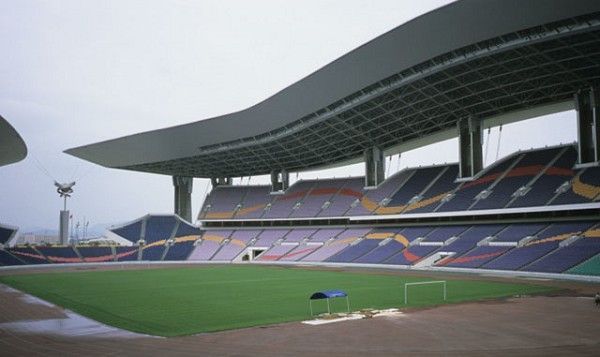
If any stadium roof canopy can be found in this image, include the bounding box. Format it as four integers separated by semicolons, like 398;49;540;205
66;0;600;178
0;115;27;167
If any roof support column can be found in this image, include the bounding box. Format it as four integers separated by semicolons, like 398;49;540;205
173;176;193;222
458;116;483;179
575;87;600;165
364;146;385;188
210;177;232;186
270;169;289;193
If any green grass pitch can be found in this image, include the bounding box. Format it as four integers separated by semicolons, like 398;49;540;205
0;265;556;336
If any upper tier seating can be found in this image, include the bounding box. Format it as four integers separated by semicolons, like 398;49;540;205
366;166;459;215
263;181;314;219
235;186;273;219
324;178;367;216
551;166;600;205
470;147;564;210
201;186;251;219
198;145;600;220
345;170;413;216
408;165;461;214
385;166;445;211
437;155;518;212
328;177;370;217
508;147;577;207
289;180;343;218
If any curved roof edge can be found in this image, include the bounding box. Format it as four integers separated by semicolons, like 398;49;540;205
66;0;600;170
0;115;27;167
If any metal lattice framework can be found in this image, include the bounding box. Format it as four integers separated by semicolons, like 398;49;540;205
121;14;600;178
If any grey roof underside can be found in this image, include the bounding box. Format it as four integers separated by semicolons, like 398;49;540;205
66;0;600;177
0;116;27;167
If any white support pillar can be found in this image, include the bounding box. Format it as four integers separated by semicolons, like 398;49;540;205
458;116;483;178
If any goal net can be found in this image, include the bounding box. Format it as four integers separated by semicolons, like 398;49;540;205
404;280;447;304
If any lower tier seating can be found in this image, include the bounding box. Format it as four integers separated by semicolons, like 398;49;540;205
115;246;139;261
77;247;114;263
481;222;594;270
163;240;196;261
568;253;600;276
36;246;81;263
8;247;48;264
141;244;166;261
0;249;24;266
2;219;599;277
443;246;512;268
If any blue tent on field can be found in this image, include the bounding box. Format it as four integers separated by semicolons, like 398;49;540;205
309;290;350;315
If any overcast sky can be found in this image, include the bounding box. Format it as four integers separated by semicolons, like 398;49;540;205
0;0;576;234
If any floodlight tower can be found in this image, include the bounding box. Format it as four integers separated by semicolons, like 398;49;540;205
55;181;75;245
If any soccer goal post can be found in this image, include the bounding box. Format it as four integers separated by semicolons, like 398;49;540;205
404;280;447;304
